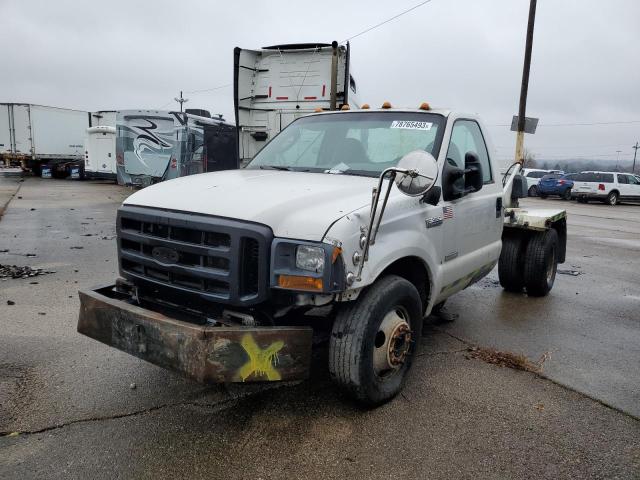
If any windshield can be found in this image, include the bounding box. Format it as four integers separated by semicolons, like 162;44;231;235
246;111;446;177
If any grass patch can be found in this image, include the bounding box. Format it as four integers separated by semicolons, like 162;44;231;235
465;346;550;374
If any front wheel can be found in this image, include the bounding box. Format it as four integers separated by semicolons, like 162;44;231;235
329;275;423;406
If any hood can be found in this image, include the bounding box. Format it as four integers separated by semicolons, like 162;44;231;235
123;169;376;241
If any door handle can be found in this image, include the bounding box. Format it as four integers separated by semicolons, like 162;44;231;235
496;197;502;218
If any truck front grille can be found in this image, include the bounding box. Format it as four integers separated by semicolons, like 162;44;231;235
117;206;272;306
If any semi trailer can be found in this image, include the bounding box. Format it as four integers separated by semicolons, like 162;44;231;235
0;103;89;175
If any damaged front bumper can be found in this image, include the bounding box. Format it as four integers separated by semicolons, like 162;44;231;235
77;285;313;383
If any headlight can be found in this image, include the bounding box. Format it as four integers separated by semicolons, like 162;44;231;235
295;245;325;273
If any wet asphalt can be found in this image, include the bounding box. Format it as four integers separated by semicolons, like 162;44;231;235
0;175;638;479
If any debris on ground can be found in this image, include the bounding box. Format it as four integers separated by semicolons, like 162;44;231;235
465;346;551;374
0;264;54;279
70;246;84;250
7;300;15;305
558;269;581;276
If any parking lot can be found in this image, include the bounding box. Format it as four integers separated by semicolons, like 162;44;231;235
1;176;639;479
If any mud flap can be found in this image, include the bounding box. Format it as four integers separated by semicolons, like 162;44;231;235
77;286;312;383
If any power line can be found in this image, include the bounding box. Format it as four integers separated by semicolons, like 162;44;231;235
488;119;640;127
341;0;433;43
185;83;232;94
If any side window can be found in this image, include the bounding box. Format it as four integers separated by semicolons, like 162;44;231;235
601;173;614;183
618;174;628;184
628;175;640;185
446;120;492;183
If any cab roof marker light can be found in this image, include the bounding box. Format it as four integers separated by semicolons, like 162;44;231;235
340;104;350;111
419;102;431;111
381;101;392;109
314;107;323;113
361;104;370;109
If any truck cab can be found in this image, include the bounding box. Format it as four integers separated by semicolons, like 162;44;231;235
78;105;566;405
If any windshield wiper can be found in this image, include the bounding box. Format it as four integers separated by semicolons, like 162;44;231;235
326;170;377;178
259;165;292;171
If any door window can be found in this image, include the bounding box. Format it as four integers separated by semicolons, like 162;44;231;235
627;175;640;185
618;174;628;184
447;120;492;183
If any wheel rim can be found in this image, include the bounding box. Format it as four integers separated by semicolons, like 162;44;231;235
373;306;412;377
546;246;556;286
609;193;617;205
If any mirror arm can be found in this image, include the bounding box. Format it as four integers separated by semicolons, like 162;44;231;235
357;167;401;281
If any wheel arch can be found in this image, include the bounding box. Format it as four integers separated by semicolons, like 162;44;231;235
549;217;567;263
378;256;433;314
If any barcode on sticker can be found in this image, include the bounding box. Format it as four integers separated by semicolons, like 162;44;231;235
390;121;433;130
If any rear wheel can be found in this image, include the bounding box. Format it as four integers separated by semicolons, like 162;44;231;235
606;191;619;205
499;231;526;292
528;185;538;197
523;229;558;297
329;275;423;406
562;188;572;200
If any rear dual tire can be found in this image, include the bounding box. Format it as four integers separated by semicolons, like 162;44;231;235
499;229;558;297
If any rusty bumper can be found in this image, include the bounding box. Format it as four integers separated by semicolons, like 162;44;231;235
77;286;312;383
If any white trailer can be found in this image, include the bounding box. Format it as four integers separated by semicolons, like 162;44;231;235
0;103;89;175
84;126;117;180
234;42;359;164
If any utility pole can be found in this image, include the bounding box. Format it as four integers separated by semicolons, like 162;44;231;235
174;90;189;112
633;142;639;173
616;150;622;170
515;0;537;164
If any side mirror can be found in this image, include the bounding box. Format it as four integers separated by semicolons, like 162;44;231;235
442;152;484;201
394;150;438;196
464;152;483;193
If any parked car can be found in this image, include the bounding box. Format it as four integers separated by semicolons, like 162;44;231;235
572;171;640;205
522;168;564;196
537;173;574;200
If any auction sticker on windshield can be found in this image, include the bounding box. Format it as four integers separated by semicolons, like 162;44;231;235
390;120;433;130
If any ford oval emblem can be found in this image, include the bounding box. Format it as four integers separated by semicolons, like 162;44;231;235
151;246;179;264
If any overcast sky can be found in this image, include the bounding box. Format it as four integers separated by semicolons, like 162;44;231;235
2;0;639;165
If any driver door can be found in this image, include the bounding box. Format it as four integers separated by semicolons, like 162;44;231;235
437;119;502;300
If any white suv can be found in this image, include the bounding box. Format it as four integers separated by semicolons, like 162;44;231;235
522;168;563;196
573;171;640;205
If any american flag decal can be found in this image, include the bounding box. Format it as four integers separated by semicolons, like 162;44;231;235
442;205;454;219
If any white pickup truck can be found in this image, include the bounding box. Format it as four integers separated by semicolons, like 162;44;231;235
78;104;567;405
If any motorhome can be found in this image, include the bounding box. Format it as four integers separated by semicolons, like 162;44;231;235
116;109;237;186
234;41;359;165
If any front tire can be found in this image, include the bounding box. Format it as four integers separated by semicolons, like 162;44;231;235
523;229;558;297
329;275;423;406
